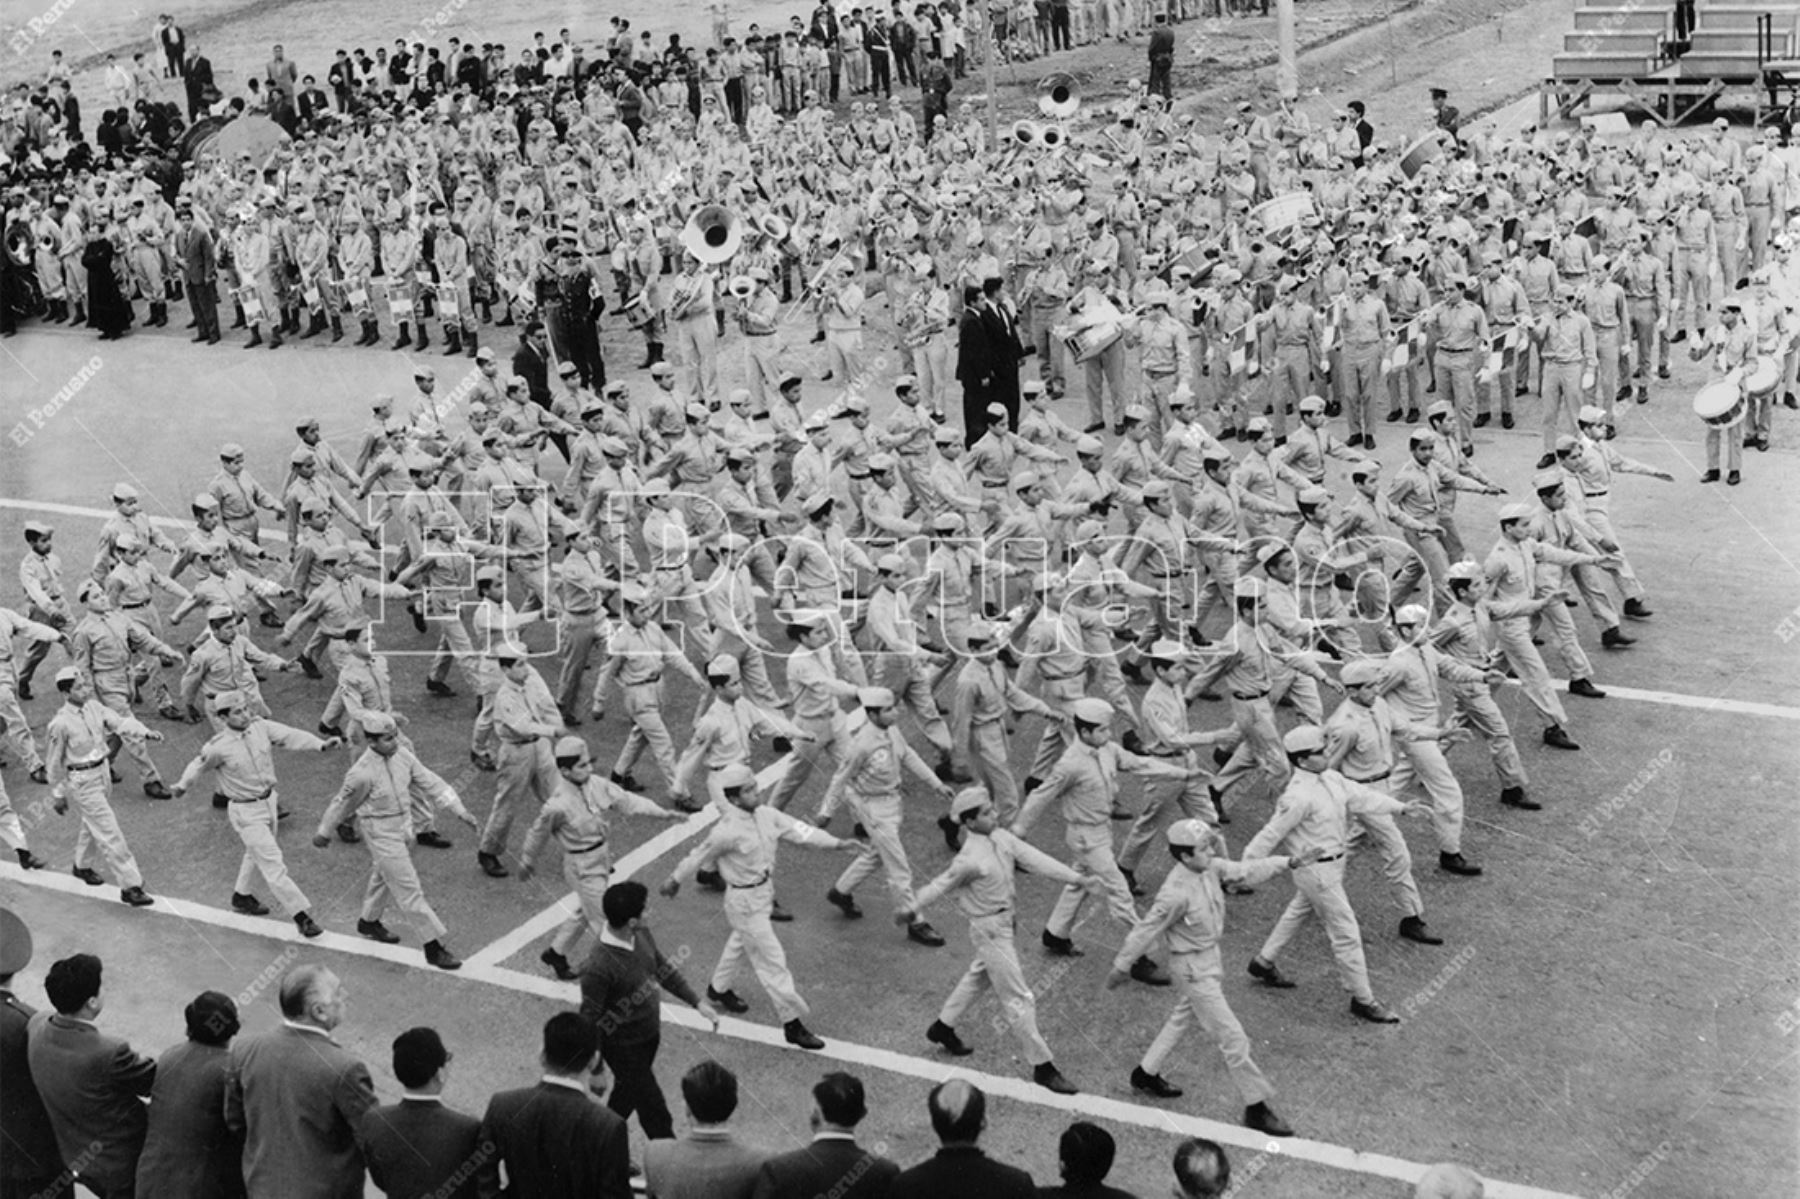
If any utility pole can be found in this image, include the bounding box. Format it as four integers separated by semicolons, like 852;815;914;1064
1276;0;1297;100
983;0;998;146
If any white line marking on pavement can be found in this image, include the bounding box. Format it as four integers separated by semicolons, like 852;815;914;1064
0;859;1582;1199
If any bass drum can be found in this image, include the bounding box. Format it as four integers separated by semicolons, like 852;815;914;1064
1692;377;1747;429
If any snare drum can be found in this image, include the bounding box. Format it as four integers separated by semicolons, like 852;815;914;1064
1692;378;1748;429
1249;192;1316;236
1744;354;1781;398
1399;133;1446;179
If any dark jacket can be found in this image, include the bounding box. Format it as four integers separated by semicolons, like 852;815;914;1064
26;1011;157;1194
510;339;551;407
357;1098;494;1199
750;1136;899;1199
889;1145;1034;1199
0;989;65;1186
136;1040;246;1199
479;1080;631;1199
223;1024;379;1199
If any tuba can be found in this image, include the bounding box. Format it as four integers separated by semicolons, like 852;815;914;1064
680;205;743;264
1039;74;1080;121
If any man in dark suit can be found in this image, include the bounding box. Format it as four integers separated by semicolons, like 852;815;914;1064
223;964;378;1199
25;953;156;1199
749;1072;897;1199
358;1028;493;1199
185;41;214;119
955;284;996;445
644;1060;762;1199
887;1080;1033;1199
479;1012;631;1199
0;909;70;1199
1035;1122;1135;1199
979;276;1025;428
176;203;219;343
137;993;245;1199
511;319;553;412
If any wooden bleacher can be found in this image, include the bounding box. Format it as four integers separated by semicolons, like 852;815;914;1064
1542;0;1800;128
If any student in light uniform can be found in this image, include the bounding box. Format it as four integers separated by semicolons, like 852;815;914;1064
45;667;164;906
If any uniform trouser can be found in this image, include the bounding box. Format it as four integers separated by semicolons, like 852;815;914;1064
918;331;956;413
1192;551;1237;633
1118;769;1210;872
0;776;30;851
826;328;863;385
603;1033;675;1141
65;763;144;887
36;251;65;300
94;684;162;782
1717;221;1743;290
61;254;85;303
1594;327;1624;420
1269;665;1323;724
438;282;474;334
717;633;781;712
1706;421;1745;472
1492;616;1569;728
555;612;604;714
1210;696;1289;799
229;794;309;914
1388;740;1465;855
766;713;846;811
20;606;65;685
1256;858;1373;1002
940;913;1054;1064
359;814;448;941
481;739;558;856
713;883;807;1021
652;567;712;648
129;246;164;299
1342;344;1383;440
883;658;951;754
1392;529;1451;615
1435;349;1479;448
1214;371;1249;431
673;314;719;402
0;674;43;770
1627;300;1658;391
745;335;782;412
1569;563;1622;629
1449;682;1527;788
1747;206;1773;269
613;681;681;787
509;553;551;611
1541;360;1585;452
1084;342;1128;429
1081;628;1140;727
427;615;484;690
965;719;1021;822
1030;308;1067;390
1346;803;1425;922
1140;947;1277;1104
1387;355;1428;428
832;796;916;911
548;853;611;957
1269;346;1311;437
469;669;501;761
1027;675;1087;779
1045;822;1138;939
1676;253;1710;337
1535;580;1595;678
1478;336;1519;417
1143;371;1180;444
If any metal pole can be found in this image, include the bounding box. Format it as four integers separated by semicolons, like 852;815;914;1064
984;0;999;146
1276;0;1297;100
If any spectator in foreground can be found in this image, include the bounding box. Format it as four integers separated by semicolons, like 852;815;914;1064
888;1079;1034;1199
750;1072;898;1199
358;1027;493;1199
479;1012;631;1199
0;907;69;1199
137;991;247;1199
1171;1137;1229;1199
644;1059;763;1199
1037;1121;1135;1198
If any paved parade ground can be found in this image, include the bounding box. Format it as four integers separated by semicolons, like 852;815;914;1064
4;0;1800;1194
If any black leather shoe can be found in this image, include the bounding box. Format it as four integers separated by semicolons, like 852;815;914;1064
16;849;46;870
927;1019;974;1055
1244;1101;1295;1136
1728;470;1741;485
1500;786;1543;810
414;829;451;848
120;886;155;907
1131;1066;1183;1098
937;814;963;851
1398;915;1444;945
477;852;510;878
1384;409;1402;422
1474;413;1491;428
540;948;577;980
784;1019;825;1049
73;866;105;886
1041;930;1082;957
1130;957;1171;986
1033;1062;1078;1094
1438;852;1483;877
610;771;644;793
1542;725;1581;751
1501;413;1515;429
1568;677;1607;699
1122;867;1143;897
1623;598;1653;620
826;887;863;918
425;941;463;970
295;912;323;938
1535;452;1558;470
426;679;457;697
358;919;401;943
1247;957;1296;988
1351;997;1401;1023
1601;626;1636;649
231;892;270;915
143;780;172;800
708;986;750;1013
907;920;946;947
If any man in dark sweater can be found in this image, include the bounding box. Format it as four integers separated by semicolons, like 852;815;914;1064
579;881;720;1140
